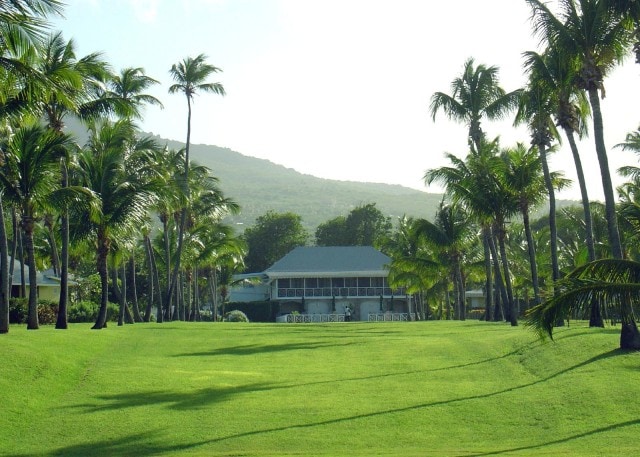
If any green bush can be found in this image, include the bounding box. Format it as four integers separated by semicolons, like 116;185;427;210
9;298;59;325
37;300;58;325
68;301;119;323
224;301;277;322
224;310;250;322
9;298;27;324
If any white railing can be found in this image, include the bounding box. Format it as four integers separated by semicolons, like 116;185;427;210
275;312;414;323
278;313;345;323
367;313;413;322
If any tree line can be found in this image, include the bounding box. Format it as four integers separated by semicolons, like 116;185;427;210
3;1;640;353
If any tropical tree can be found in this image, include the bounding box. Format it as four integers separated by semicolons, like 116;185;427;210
0;121;72;329
501;143;549;305
31;30;111;329
72;119;160;329
167;54;225;316
108;66;163;120
526;0;633;260
412;201;475;320
527;259;640;349
429;58;520;317
522;48;597;267
243;211;308;273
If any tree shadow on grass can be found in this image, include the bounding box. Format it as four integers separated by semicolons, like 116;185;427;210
174;340;356;357
458;418;640;456
4;430;214;457
196;349;626;446
66;382;280;413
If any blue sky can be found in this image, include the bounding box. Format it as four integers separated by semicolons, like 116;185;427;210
52;0;640;201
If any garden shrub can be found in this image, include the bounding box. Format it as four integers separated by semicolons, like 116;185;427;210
9;298;27;324
37;300;58;324
224;301;277;322
68;301;119;323
224;310;250;322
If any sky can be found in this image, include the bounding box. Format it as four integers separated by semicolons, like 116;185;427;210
51;0;640;201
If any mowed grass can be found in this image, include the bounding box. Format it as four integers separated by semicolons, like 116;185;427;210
1;321;639;456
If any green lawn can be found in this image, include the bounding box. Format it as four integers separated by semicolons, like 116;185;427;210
1;321;639;456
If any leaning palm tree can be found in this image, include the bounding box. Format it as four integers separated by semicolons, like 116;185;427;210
0;121;72;329
166;54;225;316
526;0;633;260
527;259;640;349
73;119;160;329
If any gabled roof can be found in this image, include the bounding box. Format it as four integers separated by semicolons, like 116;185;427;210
265;246;391;278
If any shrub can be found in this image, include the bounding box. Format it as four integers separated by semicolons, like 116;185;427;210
9;298;27;324
9;298;59;325
37;300;58;325
224;301;277;322
68;301;119;323
224;310;250;322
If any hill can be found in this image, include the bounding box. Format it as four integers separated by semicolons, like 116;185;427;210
152;136;443;231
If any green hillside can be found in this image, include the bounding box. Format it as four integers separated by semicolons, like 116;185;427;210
153;136;443;231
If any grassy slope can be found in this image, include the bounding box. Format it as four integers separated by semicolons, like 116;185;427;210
1;321;638;456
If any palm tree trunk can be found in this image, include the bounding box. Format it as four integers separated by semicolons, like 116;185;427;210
497;227;517;326
454;258;465;320
587;88;623;259
482;229;493;321
538;144;560;285
143;235;154;322
129;256;142;322
522;209;541;305
22;217;39;330
166;97;193;318
564;129;596;262
56;160;69;329
0;194;10;334
488;231;507;321
92;232;110;330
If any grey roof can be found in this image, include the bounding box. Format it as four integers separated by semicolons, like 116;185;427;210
265;246;391;277
7;260;77;286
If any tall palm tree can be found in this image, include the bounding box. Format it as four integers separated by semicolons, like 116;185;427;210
73;119;160;329
0;121;71;329
430;57;521;151
426;138;519;324
522;49;597;265
32;31;111;329
167;54;225;316
526;0;633;260
515;68;564;295
429;58;520;317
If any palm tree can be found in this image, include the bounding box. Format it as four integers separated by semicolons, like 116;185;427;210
412;201;475;320
0;121;72;329
107;66;163;120
515;69;565;297
426;139;519;324
430;57;521;151
526;0;633;260
73;119;160;329
32;31;111;329
167;54;225;316
522;49;598;266
429;58;520;317
501;143;549;306
527;259;640;349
